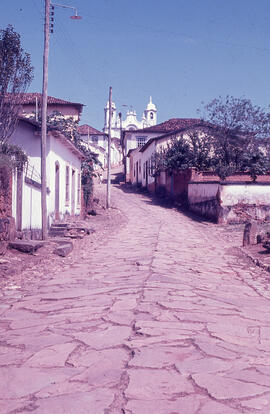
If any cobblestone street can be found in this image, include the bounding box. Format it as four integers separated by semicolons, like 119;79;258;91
2;177;270;413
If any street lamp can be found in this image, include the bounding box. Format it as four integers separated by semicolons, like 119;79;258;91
52;3;82;19
41;0;81;240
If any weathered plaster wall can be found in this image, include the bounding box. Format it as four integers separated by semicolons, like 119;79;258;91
10;121;82;232
188;181;270;223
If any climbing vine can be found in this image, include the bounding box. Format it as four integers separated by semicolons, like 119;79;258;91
28;111;101;208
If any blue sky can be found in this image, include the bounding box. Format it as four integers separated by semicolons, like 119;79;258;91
1;0;270;130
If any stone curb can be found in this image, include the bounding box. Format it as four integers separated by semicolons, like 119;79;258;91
239;246;270;273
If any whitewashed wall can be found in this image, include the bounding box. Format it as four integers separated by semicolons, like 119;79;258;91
188;181;270;223
47;133;82;225
10;121;82;231
220;184;270;206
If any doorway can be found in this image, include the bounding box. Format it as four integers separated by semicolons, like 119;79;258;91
55;162;60;220
71;169;75;216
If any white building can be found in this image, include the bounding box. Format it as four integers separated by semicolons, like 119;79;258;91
10;118;84;237
78;124;122;167
103;97;157;139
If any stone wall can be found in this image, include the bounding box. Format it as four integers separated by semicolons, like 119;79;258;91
0;166;15;246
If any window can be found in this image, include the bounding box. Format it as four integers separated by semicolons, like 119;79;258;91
77;172;81;205
139;159;141;174
91;135;98;143
143;163;146;179
150;112;154;119
137;136;147;147
134;166;136;177
65;166;70;204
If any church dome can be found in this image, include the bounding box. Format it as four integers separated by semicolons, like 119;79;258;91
146;96;156;111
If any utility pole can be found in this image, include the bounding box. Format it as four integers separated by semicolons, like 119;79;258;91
119;112;125;181
40;1;81;240
41;0;50;240
106;86;112;209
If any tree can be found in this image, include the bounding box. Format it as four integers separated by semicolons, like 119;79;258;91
152;127;214;177
199;96;270;179
0;25;34;143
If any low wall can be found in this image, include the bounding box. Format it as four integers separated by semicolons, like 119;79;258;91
0;166;16;243
188;180;270;223
155;169;195;201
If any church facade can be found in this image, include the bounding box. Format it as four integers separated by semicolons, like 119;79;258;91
103;97;157;139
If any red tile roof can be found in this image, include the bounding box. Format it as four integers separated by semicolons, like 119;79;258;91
5;93;84;109
136;118;202;133
77;124;104;135
139;121;212;152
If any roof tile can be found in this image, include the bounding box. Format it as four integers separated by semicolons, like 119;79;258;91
78;124;104;135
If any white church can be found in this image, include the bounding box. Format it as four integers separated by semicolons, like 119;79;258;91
103;97;157;139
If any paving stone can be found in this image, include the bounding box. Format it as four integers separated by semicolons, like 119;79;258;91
192;372;270;399
125;395;201;414
125;368;194;400
24;343;78;367
5;332;73;351
0;367;80;398
2;177;270;412
129;345;196;369
175;356;232;375
0;398;35;413
199;400;240;414
74;325;131;349
240;396;270;410
67;347;128;369
33;389;114;413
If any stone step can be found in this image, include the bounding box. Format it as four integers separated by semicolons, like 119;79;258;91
51;223;68;228
49;229;68;237
9;240;46;254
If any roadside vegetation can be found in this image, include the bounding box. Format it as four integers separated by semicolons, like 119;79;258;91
0;25;33;173
153;96;270;181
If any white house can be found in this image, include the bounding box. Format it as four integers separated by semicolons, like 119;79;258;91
17;93;84;121
125;118;202;183
78;124;107;149
78;124;122;168
10;117;84;237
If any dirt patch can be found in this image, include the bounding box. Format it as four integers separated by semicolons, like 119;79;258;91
0;182;127;291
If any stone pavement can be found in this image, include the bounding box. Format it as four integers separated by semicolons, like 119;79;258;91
1;182;270;413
